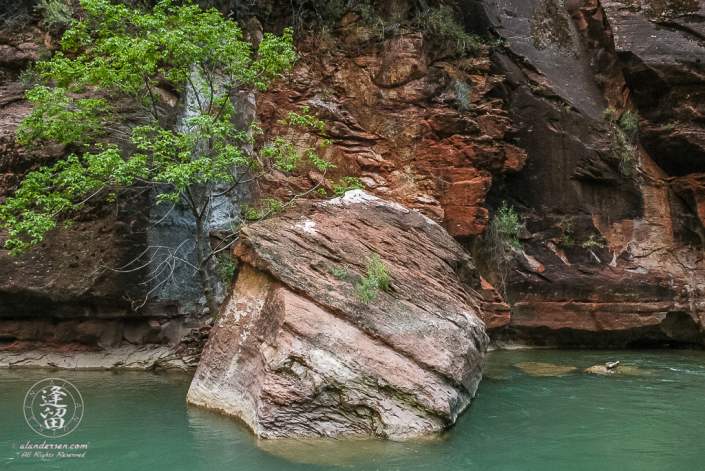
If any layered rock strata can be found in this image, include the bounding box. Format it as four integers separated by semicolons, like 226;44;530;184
187;191;489;439
256;25;526;237
4;0;705;355
0;324;211;370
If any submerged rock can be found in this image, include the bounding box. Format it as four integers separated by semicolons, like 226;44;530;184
585;365;613;375
187;191;489;440
514;362;578;376
585;364;641;376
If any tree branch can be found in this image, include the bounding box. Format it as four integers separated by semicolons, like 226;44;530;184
142;76;161;123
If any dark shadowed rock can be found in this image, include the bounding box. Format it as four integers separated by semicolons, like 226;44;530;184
478;0;705;347
187;191;490;440
672;173;705;229
599;1;705;178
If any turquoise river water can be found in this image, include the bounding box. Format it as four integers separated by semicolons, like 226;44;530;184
2;349;705;470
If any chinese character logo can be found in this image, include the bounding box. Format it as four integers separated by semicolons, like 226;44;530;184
23;379;83;438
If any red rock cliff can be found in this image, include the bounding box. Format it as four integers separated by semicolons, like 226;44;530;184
2;0;705;350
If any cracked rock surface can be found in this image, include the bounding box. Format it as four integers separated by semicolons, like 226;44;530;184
187;191;489;440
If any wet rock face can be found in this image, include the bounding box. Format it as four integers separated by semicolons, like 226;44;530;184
0;86;199;350
0;16;242;350
188;191;490;439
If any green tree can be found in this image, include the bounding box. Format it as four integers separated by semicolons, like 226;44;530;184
0;0;333;318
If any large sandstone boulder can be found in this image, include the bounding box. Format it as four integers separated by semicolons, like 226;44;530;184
187;191;489;440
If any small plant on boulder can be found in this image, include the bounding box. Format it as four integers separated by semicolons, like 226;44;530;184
594;73;608;88
582;234;603;249
332;177;365;196
357;253;391;303
582;234;604;263
331;264;350;280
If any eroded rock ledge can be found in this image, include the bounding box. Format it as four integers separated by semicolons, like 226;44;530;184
187;191;489;440
0;325;211;371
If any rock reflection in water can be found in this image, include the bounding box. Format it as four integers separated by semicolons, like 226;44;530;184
256;435;445;467
514;362;578;376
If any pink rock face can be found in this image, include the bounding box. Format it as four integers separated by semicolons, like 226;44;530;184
187;191;489;440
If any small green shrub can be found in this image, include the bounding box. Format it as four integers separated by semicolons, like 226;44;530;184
661;121;678;131
594;73;607;87
490;201;524;251
484;201;525;302
332;176;365;196
263;198;283;214
216;254;237;286
490;37;505;48
356;253;391;303
453;80;471;111
19;64;44;89
604;107;636;176
357;276;379;303
559;216;574;248
39;0;74;35
367;254;390;291
331;264;350;280
240;199;284;221
532;84;547;95
241;204;261;220
582;234;603;249
422;6;482;56
618;110;639;142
